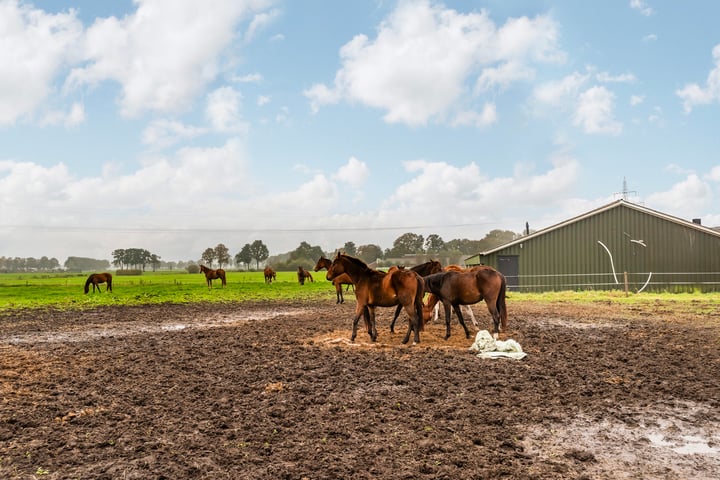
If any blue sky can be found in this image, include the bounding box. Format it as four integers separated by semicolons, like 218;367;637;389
2;0;720;263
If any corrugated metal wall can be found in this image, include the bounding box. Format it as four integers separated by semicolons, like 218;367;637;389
473;204;720;292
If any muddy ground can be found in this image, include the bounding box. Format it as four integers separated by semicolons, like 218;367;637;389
1;298;719;479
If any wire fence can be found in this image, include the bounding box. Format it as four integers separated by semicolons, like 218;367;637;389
505;271;720;293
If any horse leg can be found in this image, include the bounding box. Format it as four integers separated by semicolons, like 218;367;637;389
464;305;479;327
367;306;378;342
432;302;440;323
443;302;454;340
335;284;342;304
453;305;472;339
485;298;501;339
390;304;403;333
350;309;364;342
401;302;421;345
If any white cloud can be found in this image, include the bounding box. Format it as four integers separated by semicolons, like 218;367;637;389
65;0;274;117
574;86;622;135
380;156;579;225
533;72;590;107
629;0;654;16
245;8;280;42
39;102;86;127
206;86;248;133
0;1;83;126
642;33;657;42
451;103;497;128
707;166;720;182
677;44;720;113
305;1;563;126
630;95;644;106
333;156;369;188
232;73;263;83
596;72;636;83
257;95;271;106
646;174;713;216
141;119;206;149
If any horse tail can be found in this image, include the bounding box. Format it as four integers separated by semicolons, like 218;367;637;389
84;275;92;294
497;274;508;331
415;275;425;331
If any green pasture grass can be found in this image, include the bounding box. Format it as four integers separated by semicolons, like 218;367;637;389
1;271;719;313
0;270;334;311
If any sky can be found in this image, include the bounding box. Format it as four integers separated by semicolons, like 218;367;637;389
2;0;720;264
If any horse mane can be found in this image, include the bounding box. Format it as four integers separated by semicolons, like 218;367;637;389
340;253;372;272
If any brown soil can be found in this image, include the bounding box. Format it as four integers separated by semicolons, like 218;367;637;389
1;299;719;479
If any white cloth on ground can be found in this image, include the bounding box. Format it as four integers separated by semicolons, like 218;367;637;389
468;330;527;360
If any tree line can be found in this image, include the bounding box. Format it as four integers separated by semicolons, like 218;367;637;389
0;229;520;273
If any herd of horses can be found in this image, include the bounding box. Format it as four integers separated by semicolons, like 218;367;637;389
83;253;507;345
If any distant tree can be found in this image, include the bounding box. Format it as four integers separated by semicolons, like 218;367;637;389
235;244;253;270
289;241;324;264
249;240;269;270
424;234;445;254
356;244;383;263
64;256;111;272
478;229;518;250
149;254;162;272
342;241;357;256
214;243;230;268
111;249;126;269
389;232;425;256
201;248;216;267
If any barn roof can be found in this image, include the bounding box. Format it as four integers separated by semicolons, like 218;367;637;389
469;199;720;259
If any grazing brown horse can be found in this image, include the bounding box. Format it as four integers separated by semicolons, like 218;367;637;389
200;265;226;289
326;253;424;344
84;273;113;293
263;266;276;284
314;255;354;304
389;260;443;333
422;266;508;340
297;267;314;285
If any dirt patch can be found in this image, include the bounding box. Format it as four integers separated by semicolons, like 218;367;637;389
1;299;719;479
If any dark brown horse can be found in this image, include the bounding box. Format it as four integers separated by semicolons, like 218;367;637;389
263;266;276;284
314;255;354;303
428;265;479;327
297;267;314;285
84;272;113;293
200;265;226;289
326;253;424;344
389;260;443;333
422;266;508;340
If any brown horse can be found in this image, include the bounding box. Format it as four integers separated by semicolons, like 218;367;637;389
297;266;314;285
389;260;443;333
422;266;508;340
314;255;354;303
84;272;113;293
326;253;424;344
200;265;226;289
428;265;479;327
263;266;276;284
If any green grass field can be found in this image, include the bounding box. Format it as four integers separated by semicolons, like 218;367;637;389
0;270;335;310
1;271;719;313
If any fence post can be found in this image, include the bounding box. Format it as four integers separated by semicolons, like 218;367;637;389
624;271;629;296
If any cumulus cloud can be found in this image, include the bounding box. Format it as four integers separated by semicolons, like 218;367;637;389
206;86;249;133
39;102;86;127
574;86;622;135
0;1;83;126
333;156;369;188
646;174;713;216
304;0;563;126
64;0;274;117
677;44;720;113
533;71;623;135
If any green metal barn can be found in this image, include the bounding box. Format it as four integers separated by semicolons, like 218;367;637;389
465;200;720;292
